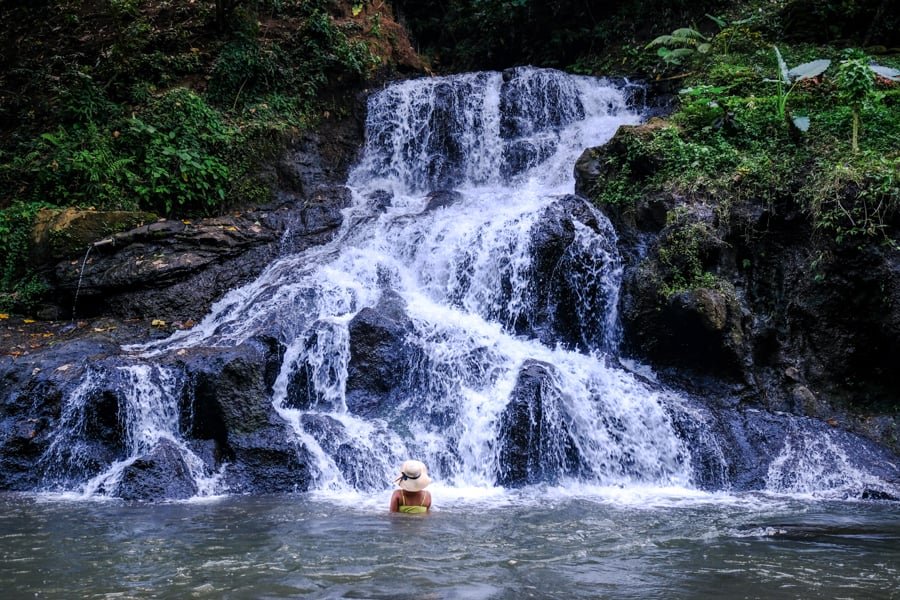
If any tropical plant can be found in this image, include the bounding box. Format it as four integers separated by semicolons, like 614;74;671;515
645;27;711;66
770;46;830;132
835;57;899;152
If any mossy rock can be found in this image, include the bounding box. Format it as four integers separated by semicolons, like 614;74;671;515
575;117;674;199
30;208;157;266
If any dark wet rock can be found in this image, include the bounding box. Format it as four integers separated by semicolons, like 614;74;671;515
576;117;900;456
423;190;462;213
861;488;900;502
299;413;386;491
496;360;582;487
276;186;353;255
367;189;393;213
501;138;556;179
173;335;287;485
272;110;365;203
525;194;619;351
574;119;667;197
52;214;279;322
222;421;314;494
0;339;124;489
671;399;900;497
623;281;747;380
178;337;283;440
113;438;198;501
345;289;418;417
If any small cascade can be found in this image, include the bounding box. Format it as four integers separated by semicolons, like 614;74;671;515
765;417;896;498
40;364;223;499
71;244;93;319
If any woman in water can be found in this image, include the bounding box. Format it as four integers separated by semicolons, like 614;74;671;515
389;460;432;513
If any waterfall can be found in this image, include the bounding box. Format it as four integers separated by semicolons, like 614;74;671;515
135;66;698;492
39;67;898;500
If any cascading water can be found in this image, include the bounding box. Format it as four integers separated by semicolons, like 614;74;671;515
134;66;697;493
39;364;224;499
41;67;899;501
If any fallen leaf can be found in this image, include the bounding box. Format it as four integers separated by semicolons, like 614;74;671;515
0;313;8;320
151;319;166;328
23;319;35;324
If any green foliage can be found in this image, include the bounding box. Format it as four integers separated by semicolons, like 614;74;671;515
807;153;899;246
57;70;122;124
591;10;900;252
835;57;875;152
656;209;722;296
0;0;390;313
646;27;711;66
126;89;232;215
3;89;234;216
3;123;137;209
769;46;831;128
0;274;50;314
208;9;377;110
209;37;291;108
0;202;52;296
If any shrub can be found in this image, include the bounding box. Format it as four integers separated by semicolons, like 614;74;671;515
0;202;52;294
125;89;233;215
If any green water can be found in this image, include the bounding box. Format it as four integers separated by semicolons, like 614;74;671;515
1;490;898;599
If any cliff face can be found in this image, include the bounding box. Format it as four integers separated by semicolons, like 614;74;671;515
576;122;900;455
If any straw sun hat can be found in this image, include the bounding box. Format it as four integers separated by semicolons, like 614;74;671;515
395;460;432;492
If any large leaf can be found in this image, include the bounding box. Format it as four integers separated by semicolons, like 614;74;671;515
774;46;789;83
791;115;810;132
788;59;831;81
671;27;706;40
870;64;900;82
705;13;726;28
646;34;675;48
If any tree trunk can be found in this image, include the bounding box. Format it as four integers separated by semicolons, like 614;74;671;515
216;0;240;32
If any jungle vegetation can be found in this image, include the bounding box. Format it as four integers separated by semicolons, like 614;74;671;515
0;0;897;312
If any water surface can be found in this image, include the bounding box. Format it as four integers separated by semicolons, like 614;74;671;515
3;490;898;599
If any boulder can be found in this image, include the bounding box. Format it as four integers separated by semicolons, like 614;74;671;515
178;337;283;440
29;208;157;267
0;337;124;489
495;360;582;487
52;214;280;321
344;289;418;417
526;194;620;352
222;420;314;494
112;438;198;501
423;190;462;213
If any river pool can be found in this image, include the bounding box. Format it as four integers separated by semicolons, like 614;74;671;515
2;488;898;599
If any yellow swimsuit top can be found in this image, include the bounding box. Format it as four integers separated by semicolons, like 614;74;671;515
398;490;429;514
